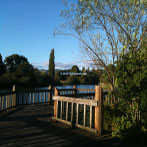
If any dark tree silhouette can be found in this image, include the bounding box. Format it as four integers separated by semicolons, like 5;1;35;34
0;54;6;75
48;49;55;85
4;54;28;72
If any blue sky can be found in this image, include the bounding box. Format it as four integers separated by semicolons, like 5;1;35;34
0;0;89;69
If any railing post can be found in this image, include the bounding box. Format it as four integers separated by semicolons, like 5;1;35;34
48;85;52;104
95;86;103;136
2;96;4;110
33;92;35;107
0;96;2;111
12;85;16;107
54;88;59;118
73;85;77;97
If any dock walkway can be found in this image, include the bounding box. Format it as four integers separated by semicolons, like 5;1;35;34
0;104;120;147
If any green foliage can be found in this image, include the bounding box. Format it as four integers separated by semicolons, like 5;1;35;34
71;65;80;73
4;54;28;72
0;54;50;88
64;75;80;85
48;49;55;85
116;48;147;125
59;0;146;100
54;71;61;85
59;66;100;85
103;105;114;131
112;116;133;139
112;116;147;145
100;64;115;84
112;46;147;142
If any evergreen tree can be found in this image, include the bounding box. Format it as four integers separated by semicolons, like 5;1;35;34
48;49;55;85
0;54;6;75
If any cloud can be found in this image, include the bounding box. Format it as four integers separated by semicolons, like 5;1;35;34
32;62;48;69
32;60;96;70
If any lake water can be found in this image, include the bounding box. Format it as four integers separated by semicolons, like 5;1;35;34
34;85;95;90
0;85;96;92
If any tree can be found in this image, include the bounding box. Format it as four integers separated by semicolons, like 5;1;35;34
48;49;55;85
0;54;6;75
71;65;80;73
55;0;147;98
64;75;80;85
4;54;29;72
111;46;147;141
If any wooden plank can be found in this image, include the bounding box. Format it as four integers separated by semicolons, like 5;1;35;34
26;93;28;105
95;86;102;136
6;96;8;109
77;88;95;92
41;92;42;103
57;88;76;92
33;93;35;105
48;85;52;103
8;95;10;108
66;102;68;121
9;95;12;108
10;95;12;107
83;104;86;127
22;93;24;105
12;86;16;106
75;124;97;133
37;92;39;104
60;93;95;98
52;117;72;126
44;92;46;102
60;101;62;119
55;88;59;96
56;100;58;118
48;91;50;103
2;96;4;110
30;93;32;104
76;103;79;124
71;103;73;122
0;91;15;96
52;117;97;133
53;96;98;106
90;105;92;128
0;96;1;110
54;100;57;117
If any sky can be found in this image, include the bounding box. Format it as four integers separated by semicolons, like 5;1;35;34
0;0;93;70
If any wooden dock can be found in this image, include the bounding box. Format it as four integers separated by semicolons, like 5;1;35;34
0;104;122;147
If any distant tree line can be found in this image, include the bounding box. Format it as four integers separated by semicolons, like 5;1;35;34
56;65;102;85
0;54;50;88
0;52;102;88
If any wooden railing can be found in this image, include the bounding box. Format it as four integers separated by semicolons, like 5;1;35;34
52;86;102;136
0;91;16;111
57;86;95;100
16;89;52;105
0;85;53;112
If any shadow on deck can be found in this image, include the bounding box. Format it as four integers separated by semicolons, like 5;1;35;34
0;104;121;147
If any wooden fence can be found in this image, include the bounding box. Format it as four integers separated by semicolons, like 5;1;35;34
52;85;103;136
0;85;53;112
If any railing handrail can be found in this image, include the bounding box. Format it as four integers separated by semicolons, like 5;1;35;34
56;88;95;92
0;91;16;96
55;88;76;91
77;88;95;91
53;96;98;106
0;89;51;96
16;89;51;93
